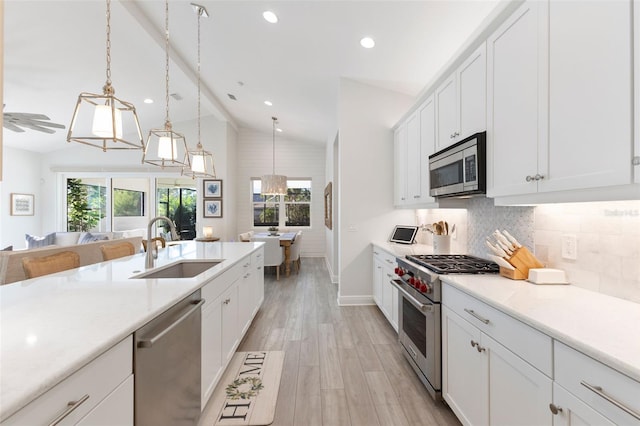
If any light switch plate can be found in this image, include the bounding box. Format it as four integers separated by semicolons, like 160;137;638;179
561;234;577;260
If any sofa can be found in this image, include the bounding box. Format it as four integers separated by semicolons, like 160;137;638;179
0;234;144;285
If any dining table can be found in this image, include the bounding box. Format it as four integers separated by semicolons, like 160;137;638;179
253;232;297;277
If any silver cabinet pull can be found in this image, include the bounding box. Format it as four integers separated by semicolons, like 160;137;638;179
470;340;478;348
138;299;205;348
224;298;231;305
549;403;563;415
385;259;394;264
464;308;490;324
257;266;263;270
48;394;90;426
526;175;534;182
373;251;379;255
534;174;545;181
243;262;250;267
580;381;640;420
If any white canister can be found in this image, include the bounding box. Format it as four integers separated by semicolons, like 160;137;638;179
433;235;451;254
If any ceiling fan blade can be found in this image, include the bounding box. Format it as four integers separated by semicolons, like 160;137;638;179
27;119;66;129
19;123;57;134
3;122;26;132
4;112;51;120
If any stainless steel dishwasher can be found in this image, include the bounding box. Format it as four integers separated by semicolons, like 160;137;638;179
134;290;204;425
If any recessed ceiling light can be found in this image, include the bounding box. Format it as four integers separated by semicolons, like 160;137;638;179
264;100;273;106
263;10;278;23
276;128;283;133
144;98;154;104
360;37;375;49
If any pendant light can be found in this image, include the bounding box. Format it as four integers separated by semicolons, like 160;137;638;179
261;117;287;195
67;0;144;151
142;0;190;169
182;3;216;179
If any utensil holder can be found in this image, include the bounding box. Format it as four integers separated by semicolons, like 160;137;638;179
433;235;451;254
499;246;544;280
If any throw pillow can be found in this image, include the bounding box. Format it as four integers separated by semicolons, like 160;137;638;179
25;233;56;249
78;232;109;244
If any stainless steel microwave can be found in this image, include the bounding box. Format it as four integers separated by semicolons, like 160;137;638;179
428;131;486;198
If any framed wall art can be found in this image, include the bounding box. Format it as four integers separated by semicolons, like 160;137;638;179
204;199;223;218
10;193;34;216
324;182;332;230
203;179;223;198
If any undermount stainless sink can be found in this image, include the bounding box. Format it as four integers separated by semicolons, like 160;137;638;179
131;260;221;279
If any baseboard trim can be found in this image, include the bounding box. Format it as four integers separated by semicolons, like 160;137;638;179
323;257;339;284
337;295;375;306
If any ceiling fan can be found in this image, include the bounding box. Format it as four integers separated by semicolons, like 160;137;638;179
3;105;65;134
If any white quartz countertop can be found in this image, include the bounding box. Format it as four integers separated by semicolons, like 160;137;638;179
0;241;263;421
372;241;435;256
441;274;640;383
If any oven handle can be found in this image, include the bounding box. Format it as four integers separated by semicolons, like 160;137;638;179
390;279;434;313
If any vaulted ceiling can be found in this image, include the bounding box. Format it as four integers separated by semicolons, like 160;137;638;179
3;0;500;153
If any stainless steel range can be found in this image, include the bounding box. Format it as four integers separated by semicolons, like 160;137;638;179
391;254;498;400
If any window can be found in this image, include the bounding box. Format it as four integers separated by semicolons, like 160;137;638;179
252;179;311;228
66;178;107;231
113;188;144;216
156;178;197;240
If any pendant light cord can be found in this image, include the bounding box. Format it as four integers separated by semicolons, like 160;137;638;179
272;117;276;174
164;0;171;127
197;8;202;150
105;0;112;89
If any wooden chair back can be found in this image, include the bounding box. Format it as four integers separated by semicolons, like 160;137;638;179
22;251;81;279
142;237;166;252
101;242;136;261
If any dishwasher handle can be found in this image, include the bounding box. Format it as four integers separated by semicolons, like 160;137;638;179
138;299;205;348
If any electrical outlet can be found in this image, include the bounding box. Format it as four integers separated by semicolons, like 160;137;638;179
561;234;577;260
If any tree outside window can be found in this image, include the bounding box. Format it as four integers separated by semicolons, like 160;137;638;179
252;179;311;228
66;178;105;231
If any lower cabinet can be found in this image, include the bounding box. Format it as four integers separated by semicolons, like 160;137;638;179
201;248;265;409
372;246;399;331
2;336;133;426
442;283;553;426
551;383;616;426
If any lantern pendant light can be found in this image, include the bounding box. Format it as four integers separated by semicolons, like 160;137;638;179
183;3;216;179
142;0;191;169
67;0;144;151
261;117;287;195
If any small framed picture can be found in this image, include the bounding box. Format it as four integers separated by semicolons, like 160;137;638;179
10;193;34;216
203;199;223;218
203;179;222;198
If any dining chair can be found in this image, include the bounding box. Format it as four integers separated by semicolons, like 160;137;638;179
22;251;80;279
238;231;254;242
289;231;303;274
101;242;136;261
142;237;166;252
251;236;284;280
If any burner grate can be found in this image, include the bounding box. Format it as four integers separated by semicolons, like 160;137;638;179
406;254;499;274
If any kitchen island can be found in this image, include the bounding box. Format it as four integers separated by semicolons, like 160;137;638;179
0;241;264;423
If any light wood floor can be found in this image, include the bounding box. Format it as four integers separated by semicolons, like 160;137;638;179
202;258;461;426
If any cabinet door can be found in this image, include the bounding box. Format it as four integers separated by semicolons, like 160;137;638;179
394;125;408;205
390;284;399;332
487;0;547;197
372;258;383;306
544;0;632;192
551;383;616;426
458;42;486;139
221;282;239;365
484;333;552;426
201;299;222;406
419;95;437;204
381;267;394;324
406;112;421;202
76;376;133;426
442;307;488;426
238;259;254;334
636;0;640;184
436;74;458;151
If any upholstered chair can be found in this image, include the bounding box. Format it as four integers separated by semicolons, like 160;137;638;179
100;242;136;261
251;236;284;280
22;251;81;279
289;231;303;274
142;237;166;252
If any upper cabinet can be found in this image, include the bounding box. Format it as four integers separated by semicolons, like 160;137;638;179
436;43;487;151
488;0;636;199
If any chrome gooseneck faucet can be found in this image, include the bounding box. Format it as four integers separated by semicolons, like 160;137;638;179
146;216;178;269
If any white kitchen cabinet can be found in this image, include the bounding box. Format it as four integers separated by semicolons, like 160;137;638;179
442;284;553;426
393;125;408;206
238;256;254;334
554;341;640;426
487;0;547;198
371;246;399;331
551;383;616;426
201;292;223;407
2;336;133;426
635;0;640;184
221;281;240;366
436;43;486;151
489;0;634;198
419;95;437;205
406;111;421;203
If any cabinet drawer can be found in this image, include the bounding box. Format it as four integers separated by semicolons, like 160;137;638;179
554;341;640;425
372;247;396;269
251;248;264;267
442;283;552;376
3;336;132;426
202;260;244;307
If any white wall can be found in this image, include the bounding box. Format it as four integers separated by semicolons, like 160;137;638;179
235;128;326;256
1;146;43;248
336;79;415;304
325;131;339;283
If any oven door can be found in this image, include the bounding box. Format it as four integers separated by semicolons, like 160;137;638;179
391;280;441;397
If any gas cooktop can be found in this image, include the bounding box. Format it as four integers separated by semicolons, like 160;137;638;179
406;254;499;275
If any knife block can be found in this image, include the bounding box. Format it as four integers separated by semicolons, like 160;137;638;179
499;246;544;280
